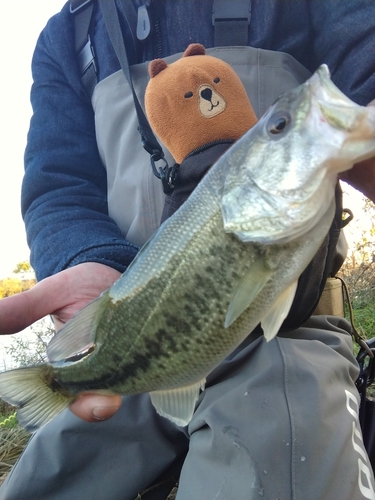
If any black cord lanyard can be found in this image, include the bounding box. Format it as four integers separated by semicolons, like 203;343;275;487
99;0;175;193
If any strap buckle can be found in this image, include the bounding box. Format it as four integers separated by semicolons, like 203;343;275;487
78;35;97;75
212;0;251;25
70;0;93;14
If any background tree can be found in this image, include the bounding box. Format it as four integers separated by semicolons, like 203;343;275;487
4;318;54;368
339;197;375;339
0;261;36;299
12;261;33;275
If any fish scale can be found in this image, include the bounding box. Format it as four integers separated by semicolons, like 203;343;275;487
0;65;374;431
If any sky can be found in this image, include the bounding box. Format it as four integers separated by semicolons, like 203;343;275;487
0;0;373;281
0;0;65;279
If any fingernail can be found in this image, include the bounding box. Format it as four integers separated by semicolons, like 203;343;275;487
92;406;120;420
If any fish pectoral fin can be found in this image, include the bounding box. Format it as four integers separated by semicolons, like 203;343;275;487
0;365;73;431
150;378;206;427
261;280;298;341
225;262;273;328
47;291;111;363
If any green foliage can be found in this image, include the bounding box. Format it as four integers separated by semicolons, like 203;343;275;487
352;303;375;340
340;260;375;339
0;413;17;429
0;401;17;429
338;193;374;343
0;261;36;298
0;277;24;297
12;261;33;275
339;264;375;347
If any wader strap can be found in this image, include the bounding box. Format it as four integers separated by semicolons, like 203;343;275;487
212;0;251;46
70;0;97;98
99;0;174;194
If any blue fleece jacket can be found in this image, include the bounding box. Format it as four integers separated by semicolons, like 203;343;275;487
22;0;375;280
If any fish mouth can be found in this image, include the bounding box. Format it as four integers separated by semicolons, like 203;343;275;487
309;65;375;166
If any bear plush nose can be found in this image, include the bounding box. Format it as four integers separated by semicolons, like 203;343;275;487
198;84;226;118
200;87;213;102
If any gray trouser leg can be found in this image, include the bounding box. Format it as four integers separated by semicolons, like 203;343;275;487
177;316;375;500
0;393;188;500
1;317;373;500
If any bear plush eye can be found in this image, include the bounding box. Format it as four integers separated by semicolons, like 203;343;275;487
184;91;193;98
213;77;220;84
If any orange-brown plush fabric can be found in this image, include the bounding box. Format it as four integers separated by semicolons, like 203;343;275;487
145;44;257;164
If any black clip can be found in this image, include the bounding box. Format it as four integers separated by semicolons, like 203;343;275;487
150;153;177;195
140;135;175;194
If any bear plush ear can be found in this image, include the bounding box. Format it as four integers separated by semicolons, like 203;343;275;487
183;43;206;57
149;45;205;78
148;59;168;78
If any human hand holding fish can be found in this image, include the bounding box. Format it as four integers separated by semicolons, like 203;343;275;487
0;66;375;431
340;99;375;202
0;262;123;422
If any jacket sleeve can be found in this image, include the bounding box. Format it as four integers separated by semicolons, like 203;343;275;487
22;7;138;281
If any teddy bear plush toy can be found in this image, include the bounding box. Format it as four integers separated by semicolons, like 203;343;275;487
145;43;258;222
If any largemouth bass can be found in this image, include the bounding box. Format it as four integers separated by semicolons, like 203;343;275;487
1;66;374;431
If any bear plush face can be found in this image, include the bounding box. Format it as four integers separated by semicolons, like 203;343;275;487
145;44;257;164
195;80;226;118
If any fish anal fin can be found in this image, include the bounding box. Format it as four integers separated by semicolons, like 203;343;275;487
47;292;110;363
261;280;298;341
150;378;206;427
225;262;273;328
0;365;73;431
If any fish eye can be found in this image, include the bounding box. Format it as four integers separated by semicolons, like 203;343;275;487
267;111;291;135
184;91;193;98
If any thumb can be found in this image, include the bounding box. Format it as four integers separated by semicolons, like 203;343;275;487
69;394;123;422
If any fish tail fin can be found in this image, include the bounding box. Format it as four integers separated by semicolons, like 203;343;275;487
0;364;73;432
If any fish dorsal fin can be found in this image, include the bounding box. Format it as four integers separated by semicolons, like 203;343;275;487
47;291;110;363
261;280;298;341
225;261;273;328
150;378;206;427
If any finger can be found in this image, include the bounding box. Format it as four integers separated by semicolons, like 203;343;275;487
0;274;67;334
69;394;122;422
0;263;121;335
340;155;375;203
0;288;54;334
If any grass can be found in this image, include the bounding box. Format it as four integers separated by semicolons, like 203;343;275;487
0;422;31;486
0;401;31;486
352;303;375;339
